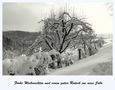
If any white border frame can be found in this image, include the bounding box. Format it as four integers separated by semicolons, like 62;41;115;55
0;0;114;90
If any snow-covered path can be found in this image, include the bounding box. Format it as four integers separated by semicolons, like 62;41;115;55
48;43;112;75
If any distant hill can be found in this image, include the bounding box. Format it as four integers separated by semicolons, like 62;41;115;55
3;31;40;43
3;31;41;53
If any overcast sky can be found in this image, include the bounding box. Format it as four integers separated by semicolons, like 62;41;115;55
3;2;112;34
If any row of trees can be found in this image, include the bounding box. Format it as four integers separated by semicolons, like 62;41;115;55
25;11;104;60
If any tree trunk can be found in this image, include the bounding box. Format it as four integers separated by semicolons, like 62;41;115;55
83;43;87;55
88;47;92;56
78;49;82;60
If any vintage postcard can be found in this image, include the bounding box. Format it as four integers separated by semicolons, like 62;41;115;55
0;0;114;90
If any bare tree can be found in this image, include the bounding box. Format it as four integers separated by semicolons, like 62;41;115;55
71;30;98;59
40;11;93;53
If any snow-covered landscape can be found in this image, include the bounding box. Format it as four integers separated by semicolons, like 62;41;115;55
3;3;113;76
49;41;112;75
3;35;112;75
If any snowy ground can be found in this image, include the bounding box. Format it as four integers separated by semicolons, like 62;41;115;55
48;42;112;75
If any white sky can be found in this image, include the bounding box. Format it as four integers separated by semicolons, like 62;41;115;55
3;2;112;34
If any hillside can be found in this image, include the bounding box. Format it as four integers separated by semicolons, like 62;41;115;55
49;43;112;75
3;31;41;58
3;31;40;43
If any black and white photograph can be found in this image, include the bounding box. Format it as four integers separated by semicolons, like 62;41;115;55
2;2;113;76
